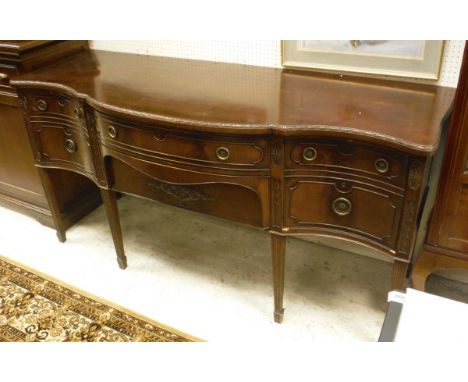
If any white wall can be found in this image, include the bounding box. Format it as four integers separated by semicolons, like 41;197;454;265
90;40;465;87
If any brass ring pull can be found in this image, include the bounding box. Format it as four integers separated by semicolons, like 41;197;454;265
64;139;77;154
303;147;317;161
332;197;352;216
74;107;83;119
375;158;389;174
108;126;117;139
216;146;230;161
37;99;47;111
0;73;8;82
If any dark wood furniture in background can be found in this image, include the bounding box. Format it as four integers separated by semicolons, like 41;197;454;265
413;43;468;289
0;41;100;231
11;49;454;322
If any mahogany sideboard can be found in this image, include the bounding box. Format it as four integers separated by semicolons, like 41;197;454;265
412;43;468;289
10;49;455;322
0;41;100;229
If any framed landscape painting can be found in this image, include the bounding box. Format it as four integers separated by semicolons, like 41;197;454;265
282;40;444;80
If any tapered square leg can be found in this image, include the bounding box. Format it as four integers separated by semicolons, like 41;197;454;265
36;167;66;243
271;233;286;323
100;188;127;269
391;259;409;291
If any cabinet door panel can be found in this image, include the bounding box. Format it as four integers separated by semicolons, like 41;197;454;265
0;101;46;206
431;91;468;252
443;184;468;252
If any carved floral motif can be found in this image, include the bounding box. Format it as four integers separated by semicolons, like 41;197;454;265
148;180;214;206
271;142;282;166
408;161;424;190
85;113;106;186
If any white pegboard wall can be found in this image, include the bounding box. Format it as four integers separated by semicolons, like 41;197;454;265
438;40;465;87
90;40;465;87
90;40;282;68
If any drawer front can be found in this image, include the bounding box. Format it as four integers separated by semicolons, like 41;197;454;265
286;139;408;189
285;177;404;248
95;113;268;169
28;93;84;120
108;156;268;228
24;92;95;177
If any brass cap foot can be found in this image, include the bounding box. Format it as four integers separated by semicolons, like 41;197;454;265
56;231;66;243
274;308;285;324
117;256;127;270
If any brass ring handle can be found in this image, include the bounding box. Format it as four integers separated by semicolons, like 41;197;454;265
0;73;8;81
303;147;317;161
216;146;230;161
375;158;389;174
64;139;77;154
332;197;352;216
108;126;117;139
36;99;47;111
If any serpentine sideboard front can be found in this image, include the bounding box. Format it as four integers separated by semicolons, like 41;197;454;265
10;50;454;323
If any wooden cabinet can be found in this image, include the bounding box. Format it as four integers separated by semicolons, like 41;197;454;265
413;43;468;288
0;41;100;229
0;101;46;207
10;49;454;322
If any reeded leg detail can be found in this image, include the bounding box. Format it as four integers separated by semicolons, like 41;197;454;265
271;233;286;324
391;259;409;291
37;167;66;243
100;188;127;270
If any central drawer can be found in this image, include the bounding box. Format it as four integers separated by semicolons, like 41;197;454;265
95;113;268;169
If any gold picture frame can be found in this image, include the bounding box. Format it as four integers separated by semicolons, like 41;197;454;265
282;40;444;80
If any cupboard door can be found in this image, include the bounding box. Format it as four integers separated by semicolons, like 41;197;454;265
0;101;47;207
434;98;468;252
441;182;468;252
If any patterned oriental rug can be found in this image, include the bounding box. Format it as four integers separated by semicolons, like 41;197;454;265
0;256;199;342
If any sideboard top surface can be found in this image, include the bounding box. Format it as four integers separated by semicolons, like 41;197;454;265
12;49;455;155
